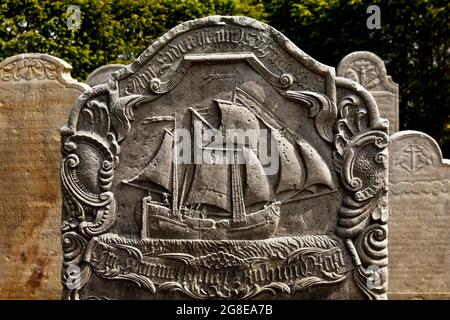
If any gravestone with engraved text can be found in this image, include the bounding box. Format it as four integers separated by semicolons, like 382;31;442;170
389;131;450;299
61;16;389;300
338;51;399;134
0;53;89;299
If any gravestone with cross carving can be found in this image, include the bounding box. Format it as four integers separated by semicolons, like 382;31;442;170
389;130;450;299
60;16;389;300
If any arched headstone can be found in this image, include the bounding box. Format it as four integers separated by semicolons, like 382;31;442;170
389;130;450;299
60;16;389;300
338;51;399;134
0;53;89;299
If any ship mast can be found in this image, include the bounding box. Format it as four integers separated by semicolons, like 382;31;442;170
231;148;246;222
172;113;179;217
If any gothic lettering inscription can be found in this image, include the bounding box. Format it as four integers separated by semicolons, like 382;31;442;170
0;54;88;299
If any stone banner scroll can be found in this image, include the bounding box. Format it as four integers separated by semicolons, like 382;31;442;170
0;54;89;299
338;51;399;134
389;131;450;299
61;16;389;300
86;64;126;87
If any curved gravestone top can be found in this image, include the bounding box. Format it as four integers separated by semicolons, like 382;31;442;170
60;16;389;300
338;51;399;134
389;130;450;299
0;53;89;299
85;64;126;87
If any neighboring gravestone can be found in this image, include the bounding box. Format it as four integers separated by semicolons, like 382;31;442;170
86;64;125;87
61;16;389;300
389;130;450;299
0;53;89;299
338;51;399;134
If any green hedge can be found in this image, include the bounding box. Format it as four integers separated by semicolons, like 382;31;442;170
0;0;448;156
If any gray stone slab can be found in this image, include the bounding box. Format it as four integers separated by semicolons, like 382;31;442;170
60;16;389;300
338;51;399;134
388;130;450;299
0;53;89;299
85;64;125;87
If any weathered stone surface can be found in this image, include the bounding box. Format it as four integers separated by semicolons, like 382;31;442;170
388;130;450;299
338;51;399;134
0;53;89;299
61;16;389;300
86;64;125;87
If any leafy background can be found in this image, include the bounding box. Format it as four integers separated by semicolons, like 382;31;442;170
0;0;448;156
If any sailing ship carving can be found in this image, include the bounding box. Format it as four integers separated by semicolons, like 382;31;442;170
123;89;336;240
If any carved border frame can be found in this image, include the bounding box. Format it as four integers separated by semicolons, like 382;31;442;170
60;16;388;300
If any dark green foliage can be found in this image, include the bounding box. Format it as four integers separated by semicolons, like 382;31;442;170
267;0;449;157
0;0;448;155
0;0;268;78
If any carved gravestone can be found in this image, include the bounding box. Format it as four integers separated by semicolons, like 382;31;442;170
338;51;399;134
61;16;389;300
389;131;450;299
0;53;89;299
86;64;126;87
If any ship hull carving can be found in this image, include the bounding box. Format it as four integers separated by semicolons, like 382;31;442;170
143;198;280;240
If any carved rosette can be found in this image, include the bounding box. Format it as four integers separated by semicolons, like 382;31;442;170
60;16;388;300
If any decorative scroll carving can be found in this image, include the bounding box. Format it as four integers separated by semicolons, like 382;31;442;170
332;79;389;299
146;53;294;95
60;93;123;242
285;90;337;142
61;232;92;300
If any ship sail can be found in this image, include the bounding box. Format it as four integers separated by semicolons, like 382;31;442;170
274;134;335;202
215;99;259;151
244;147;271;206
185;108;232;212
216;99;271;206
233;87;336;203
296;139;335;193
186;162;232;212
123;130;174;193
185;99;272;213
275;133;305;197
